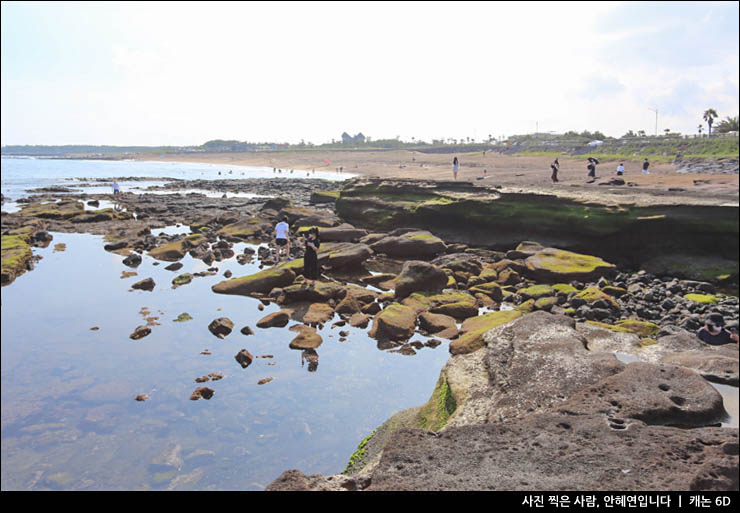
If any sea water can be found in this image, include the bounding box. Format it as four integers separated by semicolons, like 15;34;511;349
1;158;445;490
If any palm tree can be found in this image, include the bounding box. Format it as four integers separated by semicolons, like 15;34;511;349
703;108;718;136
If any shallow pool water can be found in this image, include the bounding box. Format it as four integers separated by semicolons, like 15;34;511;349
1;231;449;490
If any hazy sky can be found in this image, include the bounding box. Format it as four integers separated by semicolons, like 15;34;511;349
2;1;738;146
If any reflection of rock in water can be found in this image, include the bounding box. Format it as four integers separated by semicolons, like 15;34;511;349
302;349;319;372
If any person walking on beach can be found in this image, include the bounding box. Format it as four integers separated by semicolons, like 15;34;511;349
274;216;291;262
616;162;624;176
452;157;459;180
550;158;560;183
303;227;321;281
642;158;650;174
112;181;120;195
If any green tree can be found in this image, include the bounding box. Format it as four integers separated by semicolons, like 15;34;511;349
703;108;718;136
714;116;739;133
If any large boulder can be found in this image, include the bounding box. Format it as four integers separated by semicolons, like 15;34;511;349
212;267;296;296
317;243;373;270
289;325;323;350
524;247;617;283
281;281;345;304
368;303;418;342
418;312;459;339
148;234;207;262
370;231;447;259
312;224;368;243
394;260;449;298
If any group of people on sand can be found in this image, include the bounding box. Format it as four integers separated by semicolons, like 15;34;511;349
547;157;651;183
273;217;321;280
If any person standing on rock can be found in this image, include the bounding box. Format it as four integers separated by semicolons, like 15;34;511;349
274;216;291;262
452;156;459;180
642;158;650;174
616;162;624;176
303;227;321;280
112;181;120;195
550;158;560;183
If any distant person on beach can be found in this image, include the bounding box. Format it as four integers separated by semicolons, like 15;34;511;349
587;158;599;179
452;157;459;180
112;181;120;194
274;216;291;262
642;158;650;175
483;167;488;178
303;227;321;280
550;159;560;183
697;313;739;345
616;162;624;176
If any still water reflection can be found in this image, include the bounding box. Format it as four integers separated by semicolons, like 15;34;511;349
1;231;449;490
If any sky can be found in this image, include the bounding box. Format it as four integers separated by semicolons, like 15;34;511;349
1;1;738;146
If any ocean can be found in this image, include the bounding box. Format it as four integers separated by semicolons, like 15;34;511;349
0;157;449;490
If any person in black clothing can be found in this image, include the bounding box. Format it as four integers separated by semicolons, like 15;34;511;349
303;227;321;280
697;313;739;345
587;157;599;179
550;158;560;183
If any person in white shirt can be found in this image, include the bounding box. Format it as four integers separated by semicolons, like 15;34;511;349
274;217;290;261
616;163;624;176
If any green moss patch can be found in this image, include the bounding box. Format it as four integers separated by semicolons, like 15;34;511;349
450;310;523;355
684;293;719;304
1;235;33;285
417;375;457;432
519;284;555;299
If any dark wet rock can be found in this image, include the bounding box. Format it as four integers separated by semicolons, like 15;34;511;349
240;326;254;336
235;349;254;369
135;394;149;401
104;240;128;252
172;273;194;288
122;252;142;268
394;260;448;298
208;317;234;339
257;377;274;385
189;387;215;400
129;325;152;340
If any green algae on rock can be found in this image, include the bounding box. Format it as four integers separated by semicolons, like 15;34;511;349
449;310;523;355
1;234;33;285
524;248;616;283
368;303;417;342
148;234;207;262
684;293;720;304
212;266;296;296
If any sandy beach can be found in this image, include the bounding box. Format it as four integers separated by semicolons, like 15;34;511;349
138;150;739;200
